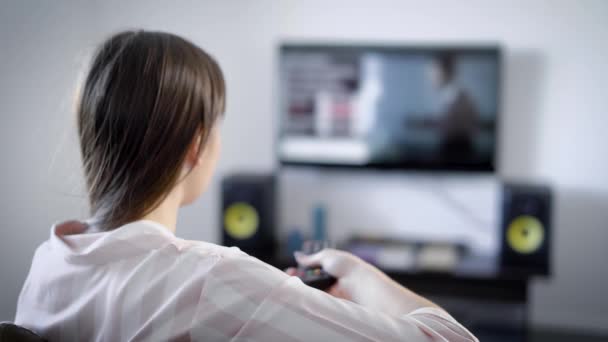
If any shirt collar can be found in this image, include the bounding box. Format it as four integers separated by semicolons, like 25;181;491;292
50;219;177;264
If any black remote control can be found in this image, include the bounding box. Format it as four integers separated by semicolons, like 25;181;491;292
297;267;337;290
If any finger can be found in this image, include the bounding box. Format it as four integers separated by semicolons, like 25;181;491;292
327;283;352;301
284;267;298;276
294;249;350;278
294;250;327;268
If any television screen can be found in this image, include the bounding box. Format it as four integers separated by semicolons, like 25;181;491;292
278;44;501;171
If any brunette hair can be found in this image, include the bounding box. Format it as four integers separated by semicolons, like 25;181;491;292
77;30;225;230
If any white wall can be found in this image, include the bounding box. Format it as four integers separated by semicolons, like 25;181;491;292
0;0;97;323
1;0;607;333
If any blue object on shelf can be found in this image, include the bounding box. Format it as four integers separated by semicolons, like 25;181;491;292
287;228;304;256
313;204;326;241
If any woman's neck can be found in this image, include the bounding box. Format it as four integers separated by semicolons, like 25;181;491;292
141;187;183;234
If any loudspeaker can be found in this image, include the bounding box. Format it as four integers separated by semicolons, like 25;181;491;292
221;174;276;259
500;182;552;275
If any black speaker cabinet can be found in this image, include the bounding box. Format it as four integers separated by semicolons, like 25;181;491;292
221;174;276;259
500;182;552;275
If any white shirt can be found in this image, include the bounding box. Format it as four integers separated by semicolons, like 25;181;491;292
16;220;478;341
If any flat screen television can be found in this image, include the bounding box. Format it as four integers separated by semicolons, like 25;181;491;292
277;43;501;172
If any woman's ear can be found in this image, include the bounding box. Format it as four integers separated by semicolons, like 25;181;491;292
185;133;203;170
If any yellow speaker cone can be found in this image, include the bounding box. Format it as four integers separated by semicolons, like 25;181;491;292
507;215;544;254
224;202;259;240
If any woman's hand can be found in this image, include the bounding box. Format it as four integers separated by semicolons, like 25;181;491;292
288;249;440;316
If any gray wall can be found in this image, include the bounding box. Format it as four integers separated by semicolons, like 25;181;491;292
1;0;607;333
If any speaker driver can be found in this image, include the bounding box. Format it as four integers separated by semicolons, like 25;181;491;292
224;202;259;240
506;215;545;254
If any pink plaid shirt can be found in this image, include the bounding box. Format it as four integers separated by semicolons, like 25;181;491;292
16;220;477;341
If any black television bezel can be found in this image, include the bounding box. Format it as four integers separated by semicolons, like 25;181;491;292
276;42;503;173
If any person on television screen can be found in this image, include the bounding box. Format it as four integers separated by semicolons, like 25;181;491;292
15;31;478;341
430;52;480;162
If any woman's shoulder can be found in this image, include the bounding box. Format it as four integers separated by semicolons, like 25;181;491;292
172;238;291;299
172;237;247;258
171;237;284;276
175;238;284;276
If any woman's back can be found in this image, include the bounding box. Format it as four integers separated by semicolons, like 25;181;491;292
16;220;476;341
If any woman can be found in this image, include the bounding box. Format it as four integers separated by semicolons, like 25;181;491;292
15;30;477;341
